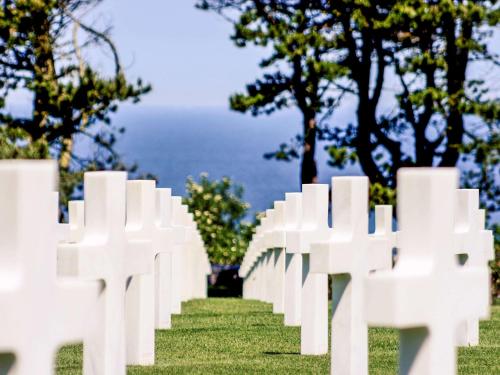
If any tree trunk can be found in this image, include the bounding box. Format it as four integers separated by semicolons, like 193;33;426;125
300;115;318;185
31;8;55;140
355;100;388;186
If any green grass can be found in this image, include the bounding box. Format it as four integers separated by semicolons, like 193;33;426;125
56;298;500;374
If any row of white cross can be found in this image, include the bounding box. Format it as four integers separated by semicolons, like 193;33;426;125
0;160;211;375
239;168;494;375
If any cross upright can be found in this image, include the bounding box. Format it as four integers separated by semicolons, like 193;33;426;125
179;204;195;302
241;218;266;300
125;180;156;365
255;215;269;302
286;184;330;355
187;214;210;299
170;196;188;314
0;160;98;375
154;188;175;329
263;209;276;304
310;177;394;374
271;201;286;314
283;192;303;326
365;168;490;375
249;214;269;302
478;209;494;262
58;171;152;375
454;189;494;346
68;200;85;243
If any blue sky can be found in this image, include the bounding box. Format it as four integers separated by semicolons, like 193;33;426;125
5;0;264;110
90;0;264;107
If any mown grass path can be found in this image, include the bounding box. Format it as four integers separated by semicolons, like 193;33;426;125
57;298;500;374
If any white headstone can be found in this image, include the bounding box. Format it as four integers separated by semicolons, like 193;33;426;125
258;215;269;303
58;171;152;375
0;160;98;375
154;188;175;329
454;189;494;346
170;196;187;314
286;184;329;355
365;168;490;375
310;177;394;374
271;201;286;314
283;192;302;326
264;209;275;304
179;205;194;302
125;180;155;365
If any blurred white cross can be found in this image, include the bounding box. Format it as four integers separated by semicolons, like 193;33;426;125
58;171;152;375
310;177;394;374
0;160;98;375
365;168;490;375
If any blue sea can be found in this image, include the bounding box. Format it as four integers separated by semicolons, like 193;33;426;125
75;105;497;227
111;106;361;217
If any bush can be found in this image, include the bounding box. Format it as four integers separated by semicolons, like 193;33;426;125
183;173;256;265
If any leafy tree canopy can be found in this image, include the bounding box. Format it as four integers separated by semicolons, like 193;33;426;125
0;0;151;207
198;0;499;215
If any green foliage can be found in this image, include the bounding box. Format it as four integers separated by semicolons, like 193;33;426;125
0;0;151;209
198;0;499;214
183;173;256;265
369;182;396;209
0;127;49;159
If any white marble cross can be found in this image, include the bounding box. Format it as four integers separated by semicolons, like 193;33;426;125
249;214;268;303
58;171;152;375
283;192;303;326
241;219;265;300
365;168;490;375
125;180;155;365
188;216;210;299
154;188;175;329
170;196;188;314
310;177;394;374
286;184;330;355
264;209;277;305
255;220;266;300
454;189;494;346
179;204;195;302
0;160;98;375
271;201;286;314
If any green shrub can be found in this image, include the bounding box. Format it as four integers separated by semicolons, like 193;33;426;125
183;173;256;265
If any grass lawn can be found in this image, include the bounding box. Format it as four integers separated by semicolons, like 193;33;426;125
57;298;500;374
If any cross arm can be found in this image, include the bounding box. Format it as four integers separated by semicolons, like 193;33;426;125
273;229;286;248
286;228;330;254
57;242;109;279
53;279;101;344
453;267;490;320
365;269;432;328
367;236;393;272
153;227;174;256
310;238;355;275
125;239;153;277
172;226;187;245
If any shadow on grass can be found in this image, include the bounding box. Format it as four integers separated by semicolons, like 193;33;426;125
263;351;301;356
